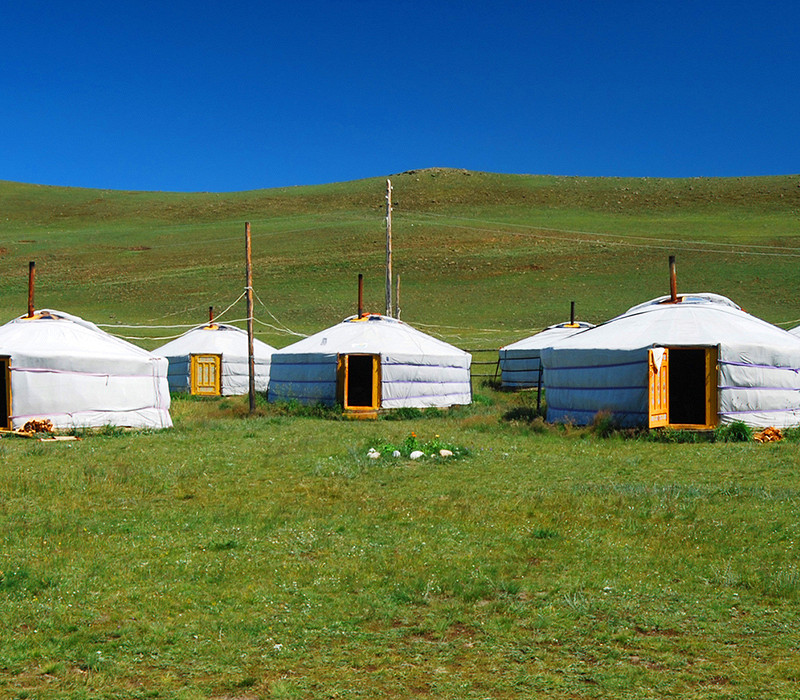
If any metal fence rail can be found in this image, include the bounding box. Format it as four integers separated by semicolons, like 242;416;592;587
467;348;500;380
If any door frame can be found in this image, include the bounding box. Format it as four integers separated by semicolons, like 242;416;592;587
0;357;10;431
337;353;381;411
648;346;718;429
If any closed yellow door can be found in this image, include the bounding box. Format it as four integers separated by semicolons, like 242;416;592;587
648;348;669;428
190;354;222;396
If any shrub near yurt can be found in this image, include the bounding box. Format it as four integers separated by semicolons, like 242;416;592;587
155;313;275;396
0;309;172;431
541;291;800;430
268;313;472;413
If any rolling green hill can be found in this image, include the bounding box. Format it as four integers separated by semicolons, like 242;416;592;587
1;169;799;350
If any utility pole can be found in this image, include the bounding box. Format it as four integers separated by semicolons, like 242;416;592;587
385;179;393;317
245;222;255;413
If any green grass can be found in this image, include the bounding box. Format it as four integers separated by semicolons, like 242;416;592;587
1;171;800;696
2;390;800;698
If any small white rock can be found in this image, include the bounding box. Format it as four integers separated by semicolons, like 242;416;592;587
392;450;401;458
368;451;381;459
439;449;453;457
409;450;425;460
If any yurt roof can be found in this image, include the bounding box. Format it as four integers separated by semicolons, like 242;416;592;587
549;295;800;352
624;292;741;315
155;323;276;358
0;309;158;359
501;321;594;352
273;314;469;357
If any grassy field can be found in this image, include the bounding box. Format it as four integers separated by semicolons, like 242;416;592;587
3;394;800;698
1;171;800;698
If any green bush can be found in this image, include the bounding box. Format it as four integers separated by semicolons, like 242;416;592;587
591;411;619;438
715;421;753;443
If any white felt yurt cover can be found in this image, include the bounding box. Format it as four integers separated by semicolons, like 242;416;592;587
0;309;172;430
541;294;800;428
154;323;275;395
790;325;800;339
499;321;594;389
268;314;472;409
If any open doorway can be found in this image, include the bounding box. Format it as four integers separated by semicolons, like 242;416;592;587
649;346;718;429
0;358;9;430
669;348;708;425
340;354;380;410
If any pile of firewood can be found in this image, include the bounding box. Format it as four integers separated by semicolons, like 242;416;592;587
21;418;54;434
753;426;782;443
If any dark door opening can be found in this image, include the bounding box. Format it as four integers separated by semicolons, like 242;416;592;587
668;348;707;425
346;354;376;408
0;358;9;430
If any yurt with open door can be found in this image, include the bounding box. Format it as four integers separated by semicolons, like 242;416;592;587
541;292;800;429
0;309;172;431
499;321;594;389
154;321;275;396
268;313;472;412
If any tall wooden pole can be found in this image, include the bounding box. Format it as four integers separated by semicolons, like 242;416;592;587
385;179;393;317
395;274;401;319
27;261;35;318
245;222;256;413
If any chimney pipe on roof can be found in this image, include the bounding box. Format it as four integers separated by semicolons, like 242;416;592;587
27;261;35;318
209;306;214;324
570;300;575;325
358;273;364;317
669;255;678;303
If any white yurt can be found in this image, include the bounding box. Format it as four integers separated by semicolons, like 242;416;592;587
155;323;275;396
540;293;800;429
268;314;472;411
499;321;594;389
0;309;172;430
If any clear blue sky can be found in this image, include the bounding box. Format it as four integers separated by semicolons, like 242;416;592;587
2;1;798;192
